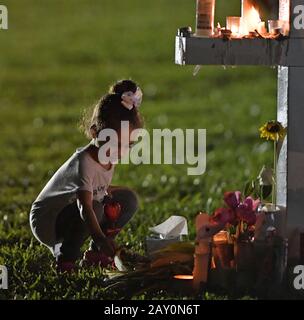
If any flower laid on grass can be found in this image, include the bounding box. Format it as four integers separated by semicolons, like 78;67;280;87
103;242;195;299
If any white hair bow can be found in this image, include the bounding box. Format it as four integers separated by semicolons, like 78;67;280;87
121;87;143;110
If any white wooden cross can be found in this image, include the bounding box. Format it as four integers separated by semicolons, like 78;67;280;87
175;0;304;262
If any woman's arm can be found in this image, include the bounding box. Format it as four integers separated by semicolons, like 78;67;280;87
77;190;115;257
107;185;120;196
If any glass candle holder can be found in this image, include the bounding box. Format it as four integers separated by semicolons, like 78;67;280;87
257;21;267;35
268;19;285;35
226;16;242;36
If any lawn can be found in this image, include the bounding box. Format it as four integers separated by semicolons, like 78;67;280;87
0;0;276;299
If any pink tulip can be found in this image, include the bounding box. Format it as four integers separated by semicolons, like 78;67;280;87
212;191;260;230
243;197;253;211
243;196;260;211
224;191;241;209
252;199;261;211
236;203;257;226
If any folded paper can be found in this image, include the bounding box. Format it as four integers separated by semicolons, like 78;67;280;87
149;215;188;239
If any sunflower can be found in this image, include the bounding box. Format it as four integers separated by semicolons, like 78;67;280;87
259;121;286;141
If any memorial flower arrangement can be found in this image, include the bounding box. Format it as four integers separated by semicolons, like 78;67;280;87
210;191;260;243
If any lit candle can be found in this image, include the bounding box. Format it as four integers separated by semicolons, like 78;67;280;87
213;230;229;244
173;275;194;280
226;16;242;36
242;0;261;34
257;21;267;35
268;20;285;35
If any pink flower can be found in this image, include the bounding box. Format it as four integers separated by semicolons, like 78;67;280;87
224;191;241;209
242;211;257;226
211;207;235;225
235;202;257;226
252;199;260;211
243;196;260;211
211;191;260;231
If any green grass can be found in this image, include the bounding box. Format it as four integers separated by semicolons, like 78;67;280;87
0;0;277;299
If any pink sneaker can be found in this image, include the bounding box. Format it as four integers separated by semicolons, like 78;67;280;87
81;250;113;268
56;260;77;273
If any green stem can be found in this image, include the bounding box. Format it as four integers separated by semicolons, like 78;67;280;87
273;139;277;208
260;181;263;205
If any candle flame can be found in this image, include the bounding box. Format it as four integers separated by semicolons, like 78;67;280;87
242;5;261;34
173;275;193;280
249;7;261;25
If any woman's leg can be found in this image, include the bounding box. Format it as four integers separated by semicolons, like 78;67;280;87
108;187;139;230
55;187;138;269
55;202;89;262
89;187;139;250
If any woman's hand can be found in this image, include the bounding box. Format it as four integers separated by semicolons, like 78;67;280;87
77;190;109;245
97;237;116;257
77;190;119;258
108;237;119;252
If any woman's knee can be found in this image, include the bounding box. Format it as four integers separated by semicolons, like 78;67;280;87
111;189;138;228
112;187;139;214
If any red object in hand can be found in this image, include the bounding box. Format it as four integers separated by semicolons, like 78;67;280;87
104;201;121;222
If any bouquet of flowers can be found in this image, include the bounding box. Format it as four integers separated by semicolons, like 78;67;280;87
210;191;260;243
